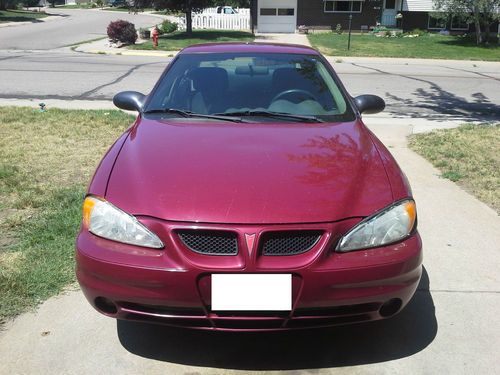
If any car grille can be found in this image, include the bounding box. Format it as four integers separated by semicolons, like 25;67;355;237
177;230;238;255
261;231;323;256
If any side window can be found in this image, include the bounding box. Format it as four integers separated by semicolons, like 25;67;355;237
428;14;447;29
316;62;346;114
260;8;277;16
278;8;295;16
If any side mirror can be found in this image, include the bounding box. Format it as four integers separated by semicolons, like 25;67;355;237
354;95;385;115
113;91;146;112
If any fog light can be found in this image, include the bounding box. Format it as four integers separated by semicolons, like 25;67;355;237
379;298;402;317
94;297;118;315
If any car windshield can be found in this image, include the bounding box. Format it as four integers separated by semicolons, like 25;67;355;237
145;53;355;122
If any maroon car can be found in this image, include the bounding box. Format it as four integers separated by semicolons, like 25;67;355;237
76;43;422;331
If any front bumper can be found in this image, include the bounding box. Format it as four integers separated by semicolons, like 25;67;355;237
76;219;422;331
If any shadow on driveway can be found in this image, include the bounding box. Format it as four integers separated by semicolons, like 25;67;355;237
117;267;437;371
351;62;500;122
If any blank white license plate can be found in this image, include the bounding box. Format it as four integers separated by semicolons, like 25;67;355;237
211;274;292;311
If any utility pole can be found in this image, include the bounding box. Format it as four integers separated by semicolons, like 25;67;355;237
347;13;353;50
250;0;255;35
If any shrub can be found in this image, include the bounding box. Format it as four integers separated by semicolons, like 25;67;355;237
107;20;137;44
22;0;41;8
139;27;150;39
160;19;178;34
335;23;342;35
410;28;428;37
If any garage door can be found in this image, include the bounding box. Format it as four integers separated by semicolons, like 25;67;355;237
258;0;297;33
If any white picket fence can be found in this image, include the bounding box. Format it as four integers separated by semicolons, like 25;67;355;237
175;9;251;31
203;7;251;15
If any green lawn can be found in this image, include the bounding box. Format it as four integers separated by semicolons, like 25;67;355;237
56;4;92;8
0;9;48;23
56;3;105;9
409;124;500;213
308;33;500;61
0;107;134;324
128;30;255;51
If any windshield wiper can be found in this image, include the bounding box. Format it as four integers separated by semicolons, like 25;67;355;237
143;108;245;123
213;110;324;123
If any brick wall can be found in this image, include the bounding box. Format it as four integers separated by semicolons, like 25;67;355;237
297;0;384;30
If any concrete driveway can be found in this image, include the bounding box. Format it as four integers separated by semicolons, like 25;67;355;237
0;115;499;374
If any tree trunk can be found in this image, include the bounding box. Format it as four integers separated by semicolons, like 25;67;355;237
483;21;491;44
473;8;483;45
186;6;193;36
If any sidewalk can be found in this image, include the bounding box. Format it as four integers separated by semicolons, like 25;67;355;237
73;30;314;57
74;37;178;57
0;98;477;133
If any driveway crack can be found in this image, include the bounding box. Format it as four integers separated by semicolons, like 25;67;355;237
78;61;158;99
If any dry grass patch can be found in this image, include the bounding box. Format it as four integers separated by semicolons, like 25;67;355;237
0;107;134;225
0;107;134;322
409;124;500;213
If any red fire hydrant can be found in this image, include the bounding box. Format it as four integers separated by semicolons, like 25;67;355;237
151;26;159;49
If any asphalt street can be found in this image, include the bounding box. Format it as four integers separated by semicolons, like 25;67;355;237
334;57;500;122
0;50;499;122
0;50;167;100
0;8;164;50
0;9;498;121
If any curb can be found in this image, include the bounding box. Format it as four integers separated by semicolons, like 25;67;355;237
76;47;178;57
0;14;64;28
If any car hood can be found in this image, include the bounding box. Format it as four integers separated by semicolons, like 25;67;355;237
106;117;393;224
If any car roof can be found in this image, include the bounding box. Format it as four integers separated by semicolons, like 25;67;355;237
179;42;321;55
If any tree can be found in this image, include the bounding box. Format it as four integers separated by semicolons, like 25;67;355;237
0;0;21;11
433;0;500;44
213;0;250;7
22;0;40;8
153;0;214;35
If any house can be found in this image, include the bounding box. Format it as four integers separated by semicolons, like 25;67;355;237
252;0;476;33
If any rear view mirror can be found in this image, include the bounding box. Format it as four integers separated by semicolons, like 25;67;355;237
235;66;270;76
354;95;385;115
113;91;146;112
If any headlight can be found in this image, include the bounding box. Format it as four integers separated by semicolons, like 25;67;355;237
336;200;417;252
82;196;164;249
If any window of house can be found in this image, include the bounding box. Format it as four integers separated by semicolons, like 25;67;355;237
278;8;295;16
451;17;469;30
385;0;396;10
428;14;447;30
260;8;277;16
324;1;363;13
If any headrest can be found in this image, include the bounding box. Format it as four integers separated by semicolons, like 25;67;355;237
272;67;304;85
235;65;269;76
272;67;324;92
189;67;228;92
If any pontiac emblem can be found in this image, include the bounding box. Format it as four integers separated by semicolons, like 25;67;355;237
245;234;256;255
